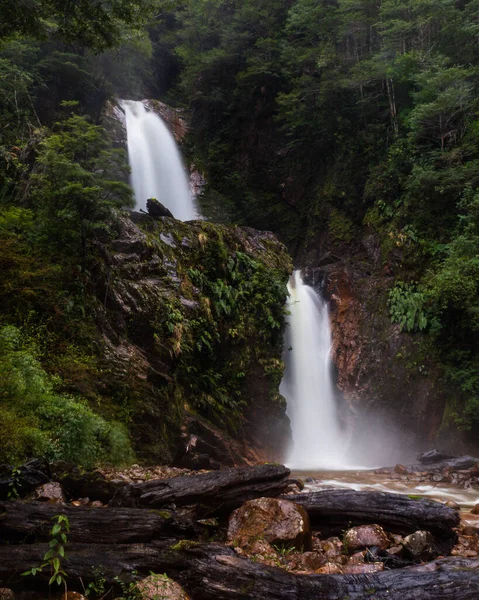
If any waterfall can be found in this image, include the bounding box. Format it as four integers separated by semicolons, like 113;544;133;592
122;100;197;220
281;270;349;469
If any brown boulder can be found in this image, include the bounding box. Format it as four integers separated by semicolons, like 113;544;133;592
31;482;65;504
343;525;389;553
472;504;479;515
0;590;14;600
227;497;311;551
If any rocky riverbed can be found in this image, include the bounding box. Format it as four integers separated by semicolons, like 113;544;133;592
1;453;479;599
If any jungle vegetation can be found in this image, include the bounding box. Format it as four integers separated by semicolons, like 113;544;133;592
0;0;478;462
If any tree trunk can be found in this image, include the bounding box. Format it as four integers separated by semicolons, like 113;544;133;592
0;502;198;545
110;463;294;512
283;490;459;549
2;543;478;600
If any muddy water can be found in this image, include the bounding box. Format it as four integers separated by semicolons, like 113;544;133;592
293;469;479;511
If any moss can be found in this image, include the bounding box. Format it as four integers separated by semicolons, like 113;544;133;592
149;509;173;520
329;208;355;243
169;540;200;552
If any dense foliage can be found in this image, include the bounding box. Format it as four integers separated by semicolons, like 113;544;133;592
0;0;157;464
1;0;478;461
148;0;479;435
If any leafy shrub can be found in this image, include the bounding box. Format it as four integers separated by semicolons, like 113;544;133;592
388;282;429;332
0;325;133;466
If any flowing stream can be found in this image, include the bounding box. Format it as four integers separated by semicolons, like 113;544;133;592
281;270;350;469
122;100;197;220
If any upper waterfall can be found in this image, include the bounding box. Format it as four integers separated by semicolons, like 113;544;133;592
122;100;197;220
281;270;350;469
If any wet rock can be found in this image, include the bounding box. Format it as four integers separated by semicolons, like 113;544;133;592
137;574;190;600
417;450;456;464
321;537;343;558
65;593;87;600
315;562;343;574
472;504;479;515
286;551;325;572
0;590;14;600
248;539;276;557
227;497;311;551
31;481;65;503
344;563;384;574
146;198;174;219
348;551;366;565
404;530;435;561
460;513;479;537
343;525;390;553
394;464;408;475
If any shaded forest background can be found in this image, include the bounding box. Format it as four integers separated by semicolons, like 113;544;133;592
0;0;478;464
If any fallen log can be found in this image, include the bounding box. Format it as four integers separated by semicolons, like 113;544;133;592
111;464;292;510
2;542;479;600
282;491;459;549
0;502;197;545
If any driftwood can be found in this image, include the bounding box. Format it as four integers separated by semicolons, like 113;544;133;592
283;491;459;537
0;502;198;545
2;542;479;600
111;464;292;510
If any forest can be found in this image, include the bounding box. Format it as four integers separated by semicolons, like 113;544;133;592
0;0;478;466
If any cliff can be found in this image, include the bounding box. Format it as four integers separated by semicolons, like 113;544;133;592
87;213;292;466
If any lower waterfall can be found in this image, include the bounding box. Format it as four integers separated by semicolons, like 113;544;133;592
281;270;350;469
122;100;197;220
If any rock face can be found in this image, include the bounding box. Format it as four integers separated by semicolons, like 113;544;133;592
88;214;291;464
227;497;311;551
299;260;451;462
343;525;390;553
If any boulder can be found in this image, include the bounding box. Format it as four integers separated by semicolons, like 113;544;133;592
136;574;190;600
472;504;479;515
0;590;14;600
404;530;435;561
227;497;311;551
417;450;456;464
31;481;65;504
146;198;174;219
343;525;390;553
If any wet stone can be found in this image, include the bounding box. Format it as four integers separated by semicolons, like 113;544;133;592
343;525;390;553
227;497;311;552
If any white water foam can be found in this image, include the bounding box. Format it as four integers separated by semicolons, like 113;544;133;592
281;270;351;469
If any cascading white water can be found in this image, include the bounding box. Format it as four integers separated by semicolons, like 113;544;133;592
122;100;197;220
281;270;349;469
